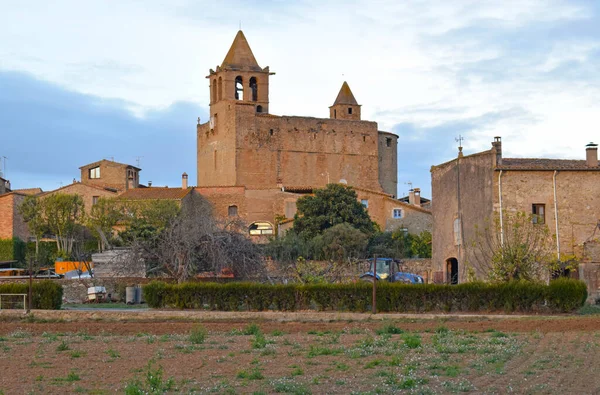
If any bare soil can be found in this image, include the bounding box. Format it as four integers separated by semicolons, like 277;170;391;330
0;313;599;394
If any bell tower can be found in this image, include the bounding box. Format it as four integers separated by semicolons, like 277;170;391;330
207;31;274;117
329;81;361;121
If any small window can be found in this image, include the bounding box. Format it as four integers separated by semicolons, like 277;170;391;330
393;208;403;218
361;199;369;208
532;204;545;224
92;196;99;205
89;166;100;179
269;129;274;136
256;105;263;113
386;137;392;147
363;135;366;142
228;205;238;217
348;107;352;114
249;222;274;235
334;109;337;118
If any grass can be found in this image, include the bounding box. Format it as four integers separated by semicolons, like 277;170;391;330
0;317;589;394
64;303;146;309
578;304;600;315
189;324;208;344
376;323;404;335
236;368;264;380
56;341;70;352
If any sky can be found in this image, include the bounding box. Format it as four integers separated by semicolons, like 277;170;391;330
1;0;599;198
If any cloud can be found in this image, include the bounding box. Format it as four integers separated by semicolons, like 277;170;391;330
1;0;599;198
0;71;205;190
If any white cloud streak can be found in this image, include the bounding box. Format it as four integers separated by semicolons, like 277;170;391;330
1;0;598;164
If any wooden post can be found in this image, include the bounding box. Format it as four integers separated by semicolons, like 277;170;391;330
27;258;33;314
372;257;377;314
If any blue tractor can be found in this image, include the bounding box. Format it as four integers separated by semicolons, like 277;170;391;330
359;258;424;284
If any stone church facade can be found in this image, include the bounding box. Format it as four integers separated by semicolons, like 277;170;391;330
196;31;429;236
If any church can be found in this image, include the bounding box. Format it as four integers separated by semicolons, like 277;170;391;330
196;31;431;237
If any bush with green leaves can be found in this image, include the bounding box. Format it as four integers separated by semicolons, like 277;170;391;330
0;238;26;263
0;281;63;309
143;278;586;313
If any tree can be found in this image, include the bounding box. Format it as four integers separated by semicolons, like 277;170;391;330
119;200;180;244
87;197;123;251
320;223;369;262
18;196;46;257
42;194;85;257
470;211;554;282
129;193;264;282
292;184;376;239
408;230;432;258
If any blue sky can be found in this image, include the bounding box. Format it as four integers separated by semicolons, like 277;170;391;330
1;0;599;198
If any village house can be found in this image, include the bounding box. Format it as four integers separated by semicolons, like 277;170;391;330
39;159;142;214
195;30;431;237
431;137;600;287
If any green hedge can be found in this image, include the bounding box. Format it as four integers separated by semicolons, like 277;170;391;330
143;278;587;314
0;281;63;310
0;238;26;263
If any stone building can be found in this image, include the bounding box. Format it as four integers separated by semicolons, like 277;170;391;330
431;137;600;284
0;176;10;194
40;159;142;214
39;182;119;215
196;31;430;236
0;192;29;240
80;159;141;193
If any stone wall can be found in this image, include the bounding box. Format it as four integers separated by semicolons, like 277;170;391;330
378;131;398;196
498;170;600;258
61;277;151;304
41;182;117;215
80;160;137;192
431;150;496;282
0;193;29;240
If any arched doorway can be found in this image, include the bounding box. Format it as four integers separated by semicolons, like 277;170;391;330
446;258;458;285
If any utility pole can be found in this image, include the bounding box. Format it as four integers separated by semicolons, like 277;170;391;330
372;256;378;314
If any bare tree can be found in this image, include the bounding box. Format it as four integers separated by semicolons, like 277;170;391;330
469;211;554;282
129;193;265;282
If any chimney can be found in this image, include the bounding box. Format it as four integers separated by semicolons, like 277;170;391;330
491;136;502;166
586;142;598;168
408;188;421;207
182;172;188;189
148;181;152;187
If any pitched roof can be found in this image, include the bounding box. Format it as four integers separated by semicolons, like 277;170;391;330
79;159;141;171
221;30;262;72
497;158;600;171
118;187;193;200
332;81;359;106
12;188;43;195
39;182;118;196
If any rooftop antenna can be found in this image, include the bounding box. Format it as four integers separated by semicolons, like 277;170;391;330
455;135;464;156
135;156;143;168
403;181;413;198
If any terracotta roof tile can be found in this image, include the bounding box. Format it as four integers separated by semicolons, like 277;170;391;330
118;187;192;200
498;158;600;171
12;188;43;195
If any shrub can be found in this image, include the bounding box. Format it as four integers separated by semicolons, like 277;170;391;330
0;238;26;263
189;325;207;344
0;281;62;309
142;279;586;314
